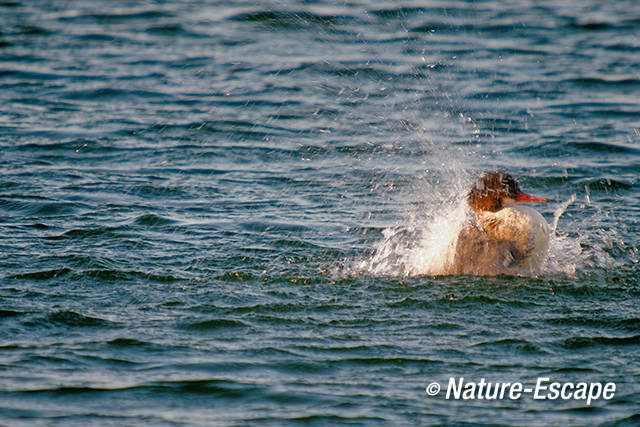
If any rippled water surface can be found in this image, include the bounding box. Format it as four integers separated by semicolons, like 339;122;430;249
1;0;639;424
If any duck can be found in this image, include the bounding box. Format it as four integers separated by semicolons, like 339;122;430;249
451;171;550;276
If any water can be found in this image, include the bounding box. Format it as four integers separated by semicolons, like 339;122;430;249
1;0;639;424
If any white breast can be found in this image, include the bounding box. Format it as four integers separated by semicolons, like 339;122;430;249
476;205;550;274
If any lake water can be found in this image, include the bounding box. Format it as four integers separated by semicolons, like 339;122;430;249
1;0;639;424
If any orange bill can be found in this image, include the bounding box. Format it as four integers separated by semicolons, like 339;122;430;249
516;191;547;202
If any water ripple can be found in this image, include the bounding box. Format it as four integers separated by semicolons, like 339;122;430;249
0;0;638;424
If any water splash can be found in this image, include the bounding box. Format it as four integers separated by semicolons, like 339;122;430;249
361;200;469;277
545;193;581;276
357;171;472;277
550;193;576;234
545;193;622;277
358;178;620;278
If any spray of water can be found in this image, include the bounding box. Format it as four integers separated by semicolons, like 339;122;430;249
544;193;620;277
356;168;473;277
356;176;619;279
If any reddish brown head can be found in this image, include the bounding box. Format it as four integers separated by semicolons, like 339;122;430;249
468;171;547;213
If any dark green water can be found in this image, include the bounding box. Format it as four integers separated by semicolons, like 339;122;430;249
1;0;639;424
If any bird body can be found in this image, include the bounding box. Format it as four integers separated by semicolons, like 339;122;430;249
451;172;550;276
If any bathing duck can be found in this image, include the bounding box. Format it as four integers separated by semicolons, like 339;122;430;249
452;171;550;276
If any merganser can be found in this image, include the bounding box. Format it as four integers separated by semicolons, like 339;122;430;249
452;171;550;276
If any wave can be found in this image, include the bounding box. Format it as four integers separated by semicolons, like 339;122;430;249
9;267;71;280
180;318;248;331
56;9;173;24
23;310;117;328
563;334;640;349
229;10;354;29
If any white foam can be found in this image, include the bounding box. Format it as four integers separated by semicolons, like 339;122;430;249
357;172;472;277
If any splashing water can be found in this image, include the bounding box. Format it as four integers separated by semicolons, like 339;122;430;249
361;199;469;277
358;175;619;278
550;193;576;234
358;171;473;277
545;193;620;277
545;193;581;276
